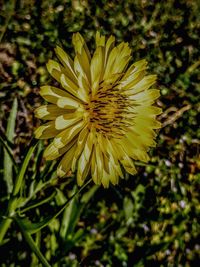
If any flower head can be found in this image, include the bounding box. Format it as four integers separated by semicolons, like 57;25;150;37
35;32;162;188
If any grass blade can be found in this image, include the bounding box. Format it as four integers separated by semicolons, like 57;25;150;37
59;188;80;240
4;98;18;194
13;139;38;196
0;135;17;172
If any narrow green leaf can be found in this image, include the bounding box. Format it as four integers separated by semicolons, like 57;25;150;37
31;231;41;266
63;228;85;252
60;189;80;240
17;179;92;234
0;134;17;173
60;185;99;243
29;140;44;181
81;184;98;203
0;128;15;149
13;139;38;196
15;217;51;267
15;216;54;235
20;190;57;213
4;98;18;194
60;185;98;241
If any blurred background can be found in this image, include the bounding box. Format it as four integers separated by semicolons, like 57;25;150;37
0;0;199;266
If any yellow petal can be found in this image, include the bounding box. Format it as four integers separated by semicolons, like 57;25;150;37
111;42;131;73
133;106;162;116
76;74;90;102
95;143;104;182
119;69;146;90
129;126;155;150
115;55;131;74
101;171;110;188
55;113;83;130
107;165;119;186
125;75;157;94
134;116;162;129
101;73;123;86
91;150;98;184
60;73;79;97
103;42;131;81
120;135;151;161
40;85;77;104
34;104;68;120
53;120;85;149
71;126;89;171
34;121;60;139
111;140;137;175
105;138;120;164
43;142;60;160
120;152;137;175
56;96;80;109
77;74;90;94
96;31;105;47
103;46;118;80
73;33;91;82
46;59;62;82
97;134;110;158
57;144;77;177
44;138;76;161
133;59;148;70
54;46;77;83
92;146;106;186
105;140;124;179
130;89;160;104
72;32;91;60
77;131;94;186
90;46;104;95
74;54;91;84
117;132;154;162
105;35;115;63
123;59;147;80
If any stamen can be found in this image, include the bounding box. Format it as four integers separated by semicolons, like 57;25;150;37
85;85;134;138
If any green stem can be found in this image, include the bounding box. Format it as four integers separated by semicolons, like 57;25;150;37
0;217;12;244
0;197;18;244
15;217;51;267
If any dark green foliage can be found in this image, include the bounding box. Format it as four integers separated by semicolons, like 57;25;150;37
0;0;199;266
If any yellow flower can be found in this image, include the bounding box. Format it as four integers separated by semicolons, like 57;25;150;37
35;32;162;188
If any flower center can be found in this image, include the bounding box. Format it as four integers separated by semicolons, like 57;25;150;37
85;86;134;138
